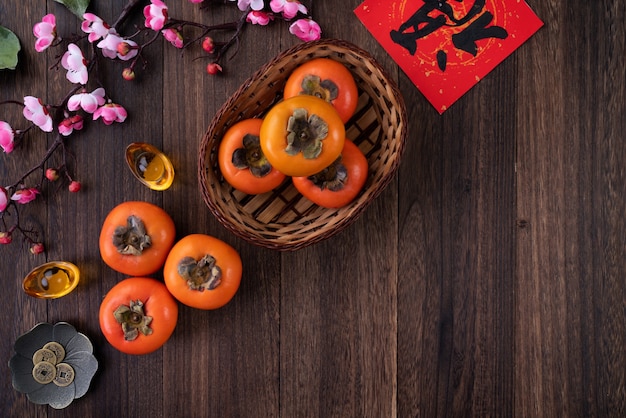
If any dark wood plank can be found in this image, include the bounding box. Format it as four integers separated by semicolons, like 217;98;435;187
515;1;626;416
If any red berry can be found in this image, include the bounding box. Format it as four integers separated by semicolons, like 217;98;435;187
202;37;215;54
30;242;45;254
46;168;59;181
122;68;135;81
206;63;222;75
0;232;12;245
69;181;81;193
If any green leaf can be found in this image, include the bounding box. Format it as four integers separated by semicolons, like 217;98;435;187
54;0;91;19
0;26;21;70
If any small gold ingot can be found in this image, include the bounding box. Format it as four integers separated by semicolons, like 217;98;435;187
22;261;80;299
125;142;175;191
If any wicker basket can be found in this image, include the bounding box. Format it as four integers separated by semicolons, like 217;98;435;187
198;39;407;251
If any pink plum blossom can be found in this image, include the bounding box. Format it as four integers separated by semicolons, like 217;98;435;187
93;103;127;125
58;115;84;136
33;14;57;52
237;0;264;11
97;31;138;61
23;96;53;132
11;188;39;205
116;40;139;61
289;19;321;42
0;187;8;212
68;88;106;113
269;0;307;20
61;43;89;85
162;28;183;48
82;13;111;42
144;0;168;31
0;121;15;153
247;11;274;26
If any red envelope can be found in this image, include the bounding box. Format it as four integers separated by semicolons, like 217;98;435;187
354;0;543;114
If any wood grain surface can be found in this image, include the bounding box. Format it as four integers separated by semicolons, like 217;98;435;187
0;1;624;417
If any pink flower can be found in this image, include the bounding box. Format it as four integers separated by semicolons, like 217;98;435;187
97;31;138;61
289;19;321;42
82;13;111;43
237;0;264;11
0;121;15;153
61;43;89;85
33;14;57;52
23;96;53;132
93;103;127;125
247;11;274;26
144;0;168;31
0;187;8;212
269;0;307;20
58;115;84;136
68;87;106;113
188;0;204;3
11;188;40;205
117;41;139;60
162;28;183;48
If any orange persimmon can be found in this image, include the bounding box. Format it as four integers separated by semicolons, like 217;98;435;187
283;58;358;124
99;277;178;355
99;201;176;276
163;234;242;310
292;139;368;208
218;118;286;194
260;95;345;177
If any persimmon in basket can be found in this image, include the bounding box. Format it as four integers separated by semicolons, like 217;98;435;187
218;118;286;194
283;57;358;124
260;95;345;177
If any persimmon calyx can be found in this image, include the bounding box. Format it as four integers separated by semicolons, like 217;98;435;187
232;133;272;177
113;300;153;341
308;156;347;191
177;254;222;291
286;108;328;159
300;75;338;103
112;215;152;256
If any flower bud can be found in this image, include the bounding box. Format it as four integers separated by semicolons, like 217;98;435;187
206;62;222;75
0;231;12;244
117;41;133;57
30;242;45;254
202;37;215;54
122;68;136;81
45;168;59;181
69;181;81;193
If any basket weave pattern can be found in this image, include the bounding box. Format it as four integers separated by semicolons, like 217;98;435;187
199;39;407;250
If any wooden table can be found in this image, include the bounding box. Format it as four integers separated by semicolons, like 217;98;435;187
1;1;624;416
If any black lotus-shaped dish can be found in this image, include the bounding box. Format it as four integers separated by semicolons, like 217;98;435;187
8;322;98;409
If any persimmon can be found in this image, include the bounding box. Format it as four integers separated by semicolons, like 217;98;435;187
218;118;286;194
163;234;242;310
99;277;178;355
292;139;368;208
283;58;358;124
260;95;345;177
99;201;176;276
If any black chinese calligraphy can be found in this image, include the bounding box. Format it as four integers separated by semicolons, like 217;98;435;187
390;0;508;71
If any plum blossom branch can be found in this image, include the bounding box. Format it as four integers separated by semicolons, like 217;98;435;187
0;0;321;254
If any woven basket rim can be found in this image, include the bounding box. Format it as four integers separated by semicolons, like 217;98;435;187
198;38;408;251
